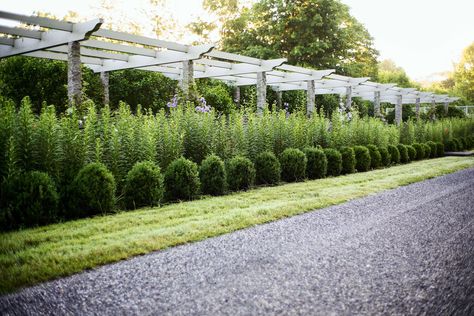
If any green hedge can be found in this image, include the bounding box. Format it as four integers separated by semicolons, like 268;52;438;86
387;145;400;164
280;148;307;182
200;155;226;196
339;147;356;175
412;143;425;160
406;145;417;161
164;157;200;201
323;148;342;177
123;161;163;209
397;144;410;164
303;147;327;179
226;156;255;191
378;147;391;167
255;151;281;185
366;145;382;169
353;145;371;172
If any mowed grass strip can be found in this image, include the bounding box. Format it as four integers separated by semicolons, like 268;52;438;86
1;156;473;294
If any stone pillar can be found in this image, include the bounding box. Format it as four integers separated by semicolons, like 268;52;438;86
68;41;82;107
415;97;421;119
306;80;315;117
276;90;282;110
180;60;194;99
395;95;403;126
444;101;449;114
233;86;240;107
256;71;267;115
345;86;352;110
374;91;381;117
100;71;110;105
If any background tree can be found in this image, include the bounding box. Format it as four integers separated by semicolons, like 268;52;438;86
377;60;418;88
453;42;474;103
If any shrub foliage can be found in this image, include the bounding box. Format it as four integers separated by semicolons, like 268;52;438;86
353;145;371;172
323;148;342;177
280;148;307;182
123;161;164;209
255;151;281;185
303;147;327;179
226;156;256;191
164;157;200;201
200;155;227;195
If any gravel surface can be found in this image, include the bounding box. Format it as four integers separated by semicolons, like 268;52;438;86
2;168;474;315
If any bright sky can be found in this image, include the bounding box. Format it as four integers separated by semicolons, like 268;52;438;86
2;0;474;81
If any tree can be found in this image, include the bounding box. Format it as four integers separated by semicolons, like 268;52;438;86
454;42;474;103
377;60;416;88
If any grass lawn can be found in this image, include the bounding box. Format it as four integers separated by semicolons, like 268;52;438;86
1;156;473;294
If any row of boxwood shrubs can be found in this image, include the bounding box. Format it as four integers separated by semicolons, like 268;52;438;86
443;136;474;152
2;139;472;231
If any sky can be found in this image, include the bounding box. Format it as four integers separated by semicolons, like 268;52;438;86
1;0;473;81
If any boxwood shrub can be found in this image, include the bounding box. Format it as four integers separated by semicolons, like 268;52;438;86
454;138;464;151
406;145;417;161
397;144;410;164
366;145;382;169
200;155;226;196
444;139;458;152
303;147;327;179
435;142;445;157
69;163;116;218
0;171;59;230
123;161;164;209
387;145;400;164
323;148;342;177
353;145;371;172
378;147;391;167
255;151;280;185
412;143;425;160
426;141;437;158
339;146;356;175
226;156;256;191
280;148;307;182
164;157;200;201
422;143;431;159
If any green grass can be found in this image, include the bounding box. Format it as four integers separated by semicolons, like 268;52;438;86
1;156;473;294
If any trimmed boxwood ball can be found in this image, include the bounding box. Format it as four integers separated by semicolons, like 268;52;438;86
226;156;256;191
280;148;307;182
444;139;458;152
422;143;431;159
0;171;59;230
353;145;371;172
406;145;417;161
397;144;409;163
426;141;437;158
200;155;227;195
255;151;281;185
70;163;116;218
366;145;382;169
387;145;400;164
378;147;391;167
164;157;200;201
454;138;464;151
339;146;356;175
412;143;425;160
303;147;327;179
459;137;468;150
435;142;445;157
323;148;342;177
123;161;164;209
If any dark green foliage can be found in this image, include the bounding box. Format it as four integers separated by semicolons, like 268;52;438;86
412;143;425;160
255;151;281;185
366;145;382;169
459;138;468;150
0;171;58;230
280;148;307;182
387;145;400;164
353;145;371;172
303;147;327;179
69;163;116;218
226;156;256;191
397;144;410;163
406;145;417;161
444;139;458;152
123;161;164;209
454;138;464;151
198;82;235;114
435;142;445;157
422;143;431;159
339;147;356;175
164;157;200;200
426;141;438;158
323;148;342;177
200;155;227;195
378;147;391;167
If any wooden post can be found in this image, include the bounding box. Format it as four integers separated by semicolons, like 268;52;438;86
256;71;267;115
306;80;315;117
67;41;82;107
345;86;352;110
276;90;282;110
180;60;194;100
415;97;421;119
100;71;109;105
374;91;381;117
233;86;240;107
395;95;403;126
444;101;449;114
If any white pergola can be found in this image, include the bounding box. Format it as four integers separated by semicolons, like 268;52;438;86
0;10;459;123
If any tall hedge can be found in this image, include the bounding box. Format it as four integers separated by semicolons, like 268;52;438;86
303;147;327;179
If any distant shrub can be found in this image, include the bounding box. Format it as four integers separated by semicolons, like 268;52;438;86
397;144;409;163
227;156;256;191
378;147;391;167
0;171;59;230
70;163;116;218
412;143;425;160
366;145;382;169
459;137;467;151
280;148;307;182
422;143;431;159
387;145;400;164
468;136;474;149
164;157;200;201
435;142;445;157
200;155;227;195
454;138;464;151
323;148;342;177
303;147;327;179
255;151;280;185
426;141;437;158
444;139;458;152
123;161;163;209
406;145;417;161
339;147;356;175
353;145;371;172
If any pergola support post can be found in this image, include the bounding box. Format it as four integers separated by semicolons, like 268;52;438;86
374;91;381;117
345;86;352;110
395;95;403;126
444;101;449;114
67;41;82;107
233;86;240;107
415;97;421;119
276;90;282;110
100;71;109;105
306;80;315;117
180;60;194;100
256;71;267;115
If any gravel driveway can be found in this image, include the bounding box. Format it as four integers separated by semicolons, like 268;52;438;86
2;168;474;315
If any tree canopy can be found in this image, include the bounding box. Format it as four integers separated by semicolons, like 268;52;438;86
454;42;474;103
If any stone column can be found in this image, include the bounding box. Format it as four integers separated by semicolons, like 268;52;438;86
415;97;421;119
256;71;267;115
100;71;110;105
345;86;352;110
180;60;194;100
68;41;82;107
444;101;449;114
395;95;403;126
276;90;282;110
374;91;381;117
306;80;315;117
233;86;240;107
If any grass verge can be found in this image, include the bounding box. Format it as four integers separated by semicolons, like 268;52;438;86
1;156;473;294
